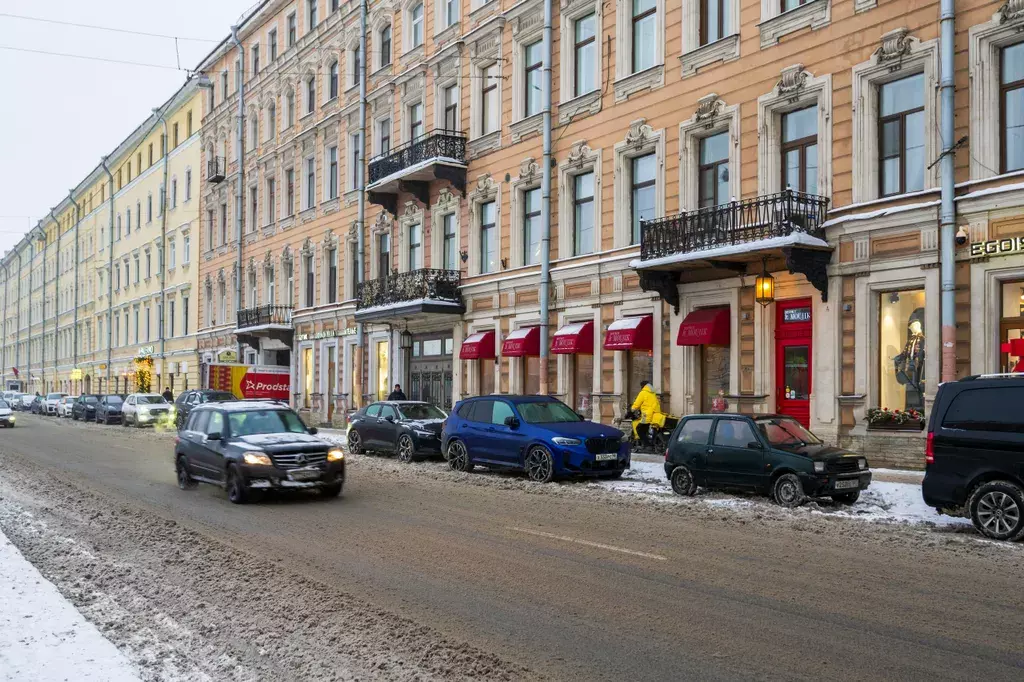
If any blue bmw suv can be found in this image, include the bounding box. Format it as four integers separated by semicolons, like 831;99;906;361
442;395;630;482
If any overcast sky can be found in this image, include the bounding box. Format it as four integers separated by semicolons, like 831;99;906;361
0;0;253;256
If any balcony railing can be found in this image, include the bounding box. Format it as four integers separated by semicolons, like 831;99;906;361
356;268;461;310
639;190;830;262
208;157;226;184
368;130;467;185
236;304;292;330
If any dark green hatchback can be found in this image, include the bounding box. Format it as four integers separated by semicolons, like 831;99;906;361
664;414;872;507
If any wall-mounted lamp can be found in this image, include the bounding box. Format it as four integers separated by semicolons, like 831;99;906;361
500;258;508;270
754;257;775;307
459;249;469;263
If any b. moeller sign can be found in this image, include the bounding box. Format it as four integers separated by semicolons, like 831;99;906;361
295;327;357;341
970;237;1024;258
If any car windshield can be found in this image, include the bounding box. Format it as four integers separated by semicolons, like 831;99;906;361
105;396;124;405
46;393;64;400
0;400;8;409
755;417;822;447
207;392;236;401
227;409;309;436
84;396;99;404
137;395;166;404
398;404;447;420
517;400;581;424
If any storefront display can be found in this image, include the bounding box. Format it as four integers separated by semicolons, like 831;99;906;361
302;347;313;409
1000;281;1024;372
676;307;731;414
376;340;389;401
879;289;925;411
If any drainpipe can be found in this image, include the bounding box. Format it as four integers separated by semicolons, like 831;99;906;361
101;157;116;392
15;250;22;388
1;261;8;385
49;209;62;391
40;224;50;392
355;0;368;407
231;25;246;361
28;234;36;390
538;0;553;395
939;0;957;382
68;191;81;390
154;107;170;385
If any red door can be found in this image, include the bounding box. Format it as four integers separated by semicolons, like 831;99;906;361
775;299;813;427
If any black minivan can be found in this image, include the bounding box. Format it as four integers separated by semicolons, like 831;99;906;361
923;374;1024;541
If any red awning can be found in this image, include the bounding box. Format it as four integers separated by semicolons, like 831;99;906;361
502;326;540;357
551;321;595;354
460;330;496;360
603;315;653;351
676;307;731;346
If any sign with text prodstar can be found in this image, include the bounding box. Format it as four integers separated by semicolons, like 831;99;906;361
207;364;290;401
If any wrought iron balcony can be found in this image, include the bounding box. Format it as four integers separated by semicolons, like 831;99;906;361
368;130;467;185
639;190;830;262
236;304;292;330
355;268;464;321
208;156;226;184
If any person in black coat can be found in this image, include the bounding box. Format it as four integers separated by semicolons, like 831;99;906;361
387;384;407;401
162;387;174;402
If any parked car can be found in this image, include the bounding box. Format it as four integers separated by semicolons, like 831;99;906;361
44;392;68;415
923;373;1024;541
95;394;126;424
29;395;45;414
441;395;630;483
122;393;173;427
664;414;871;507
57;396;77;418
0;399;15;427
8;393;26;410
347;401;448;462
173;389;236;429
2;391;19;406
71;394;101;421
174;400;344;503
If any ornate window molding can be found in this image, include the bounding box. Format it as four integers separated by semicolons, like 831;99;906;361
508;157;544;268
758;0;831;50
430;187;461;268
369;212;394;280
509;0;545;142
613;118;665;247
467;20;505;158
397;201;425;273
432;49;463;130
677;94;741;211
851;28;939;203
467;173;501;275
557;139;603;258
969;7;1024;180
613;0;665;101
559;0;603;123
757;65;833;198
679;0;739;78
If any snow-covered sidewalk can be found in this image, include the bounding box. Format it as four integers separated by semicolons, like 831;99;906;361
0;528;140;682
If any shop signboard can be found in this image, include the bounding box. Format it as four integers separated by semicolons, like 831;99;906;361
970;237;1024;258
207;364;290;401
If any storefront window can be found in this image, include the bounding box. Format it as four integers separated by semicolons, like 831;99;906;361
524;356;540;395
376;340;389;400
302;347;313;409
999;281;1024;372
573;354;594;413
879;289;926;411
479;360;495;395
628;351;653;407
326;345;337;420
701;346;730;412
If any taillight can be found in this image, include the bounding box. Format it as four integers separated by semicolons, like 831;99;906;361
925;432;935;465
664;449;669;461
174;436;180;446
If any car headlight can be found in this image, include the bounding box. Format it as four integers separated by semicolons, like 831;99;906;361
552;437;582;446
813;461;826;473
242;451;273;466
858;458;867;470
327;448;345;462
414;429;435;438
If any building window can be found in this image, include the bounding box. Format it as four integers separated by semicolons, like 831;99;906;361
286;168;295;216
349;132;362;190
185;169;192;201
249;115;258;150
574;14;597;97
187;111;193;137
267;102;276;139
170;178;178;208
126;207;132;234
304;253;315;307
147;194;153;223
379;118;391;155
408;102;424;140
378;232;391;278
442;213;457;269
287;13;297;46
700;0;729;45
480;201;497;273
206;210;214;248
269;28;278;61
326;248;338;303
219;203;227;244
327;146;338;199
172;122;180;148
573;171;595;256
879;73;925;197
329;60;339;100
169;240;177;268
781;106;818;194
169;300;176;337
481;64;499;134
411;3;424;48
443;85;458;131
249;185;259;231
443;0;459;26
306;75;316;114
523;188;541;265
380;25;392;67
183;234;191;263
286;90;296;127
698;132;729;208
145;252;152;279
632;0;657;72
285;260;294;305
266;267;276;303
408;224;422;270
308;0;318;30
305;157;316;209
148;143;154;166
524;41;543;118
879;289;926;412
631;153;656;243
266;176;276;224
251;44;260;73
1002;42;1024;173
182;295;189;334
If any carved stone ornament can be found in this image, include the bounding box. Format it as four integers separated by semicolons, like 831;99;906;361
321;227;336;246
777;64;809;96
301;237;314;255
876;28;912;63
372;210;392;234
204;274;212;288
518;157;540;182
437;186;456;208
263;250;273;266
475;173;497;194
403;201;419;218
566;140;593;168
247;257;256;274
694;94;725;123
217;269;226;284
624;119;655;148
281;245;292;263
348;220;360;239
1000;0;1024;22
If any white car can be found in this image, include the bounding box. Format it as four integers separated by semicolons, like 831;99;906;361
20;394;35;410
58;396;77;418
0;399;15;427
44;392;68;415
122;393;173;427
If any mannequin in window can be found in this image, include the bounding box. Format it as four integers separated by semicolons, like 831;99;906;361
893;308;925;411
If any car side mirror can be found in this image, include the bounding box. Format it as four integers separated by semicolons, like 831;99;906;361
307;426;318;435
576;412;586;420
504;416;520;429
747;441;763;450
207;432;222;441
384;415;395;423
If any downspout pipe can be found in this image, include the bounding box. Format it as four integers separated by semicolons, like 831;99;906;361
101;157;116;392
49;209;62;391
40;224;50;392
356;0;367;406
154;107;170;385
28;235;35;390
68;191;81;389
538;0;553;395
1;261;9;385
939;0;957;382
15;250;23;388
231;25;246;361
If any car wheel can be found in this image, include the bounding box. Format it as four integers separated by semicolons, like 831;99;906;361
320;482;343;497
969;481;1024;541
670;465;698;496
447;440;473;472
397;435;415;463
348;429;364;455
525;446;555;484
772;473;806;508
176;455;197;490
226;466;249;504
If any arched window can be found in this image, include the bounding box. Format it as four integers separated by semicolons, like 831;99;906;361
380;25;392;68
329;60;339;100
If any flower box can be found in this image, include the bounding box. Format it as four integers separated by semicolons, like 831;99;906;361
866;422;924;432
865;407;925;431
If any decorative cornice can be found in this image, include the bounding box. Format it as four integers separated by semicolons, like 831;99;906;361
624;118;655;148
566;139;594;168
1000;0;1024;22
694;94;725;123
876;28;913;63
518;156;540;182
777;64;809;96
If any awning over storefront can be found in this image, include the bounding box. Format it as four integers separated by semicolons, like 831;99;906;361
603;315;653;351
551;321;595;354
502;326;540;357
460;330;496;360
676;307;730;346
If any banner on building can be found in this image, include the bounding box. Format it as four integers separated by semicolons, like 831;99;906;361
207;364;290;401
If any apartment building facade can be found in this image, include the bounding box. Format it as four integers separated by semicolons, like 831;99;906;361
190;0;1024;465
0;81;203;397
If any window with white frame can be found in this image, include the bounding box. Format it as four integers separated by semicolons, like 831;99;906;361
267;101;277;140
378;117;392;155
269;28;278;61
780;107;819;194
1002;42;1024;173
170;177;178;209
522;187;542;264
573;13;597;98
678;97;739;211
327;145;339;199
614;119;665;246
480;63;500;135
328;60;339;100
307;0;318;31
379;25;392;69
523;41;543;118
408;102;424;141
183;234;191;263
285;168;296;215
287;13;297;46
440;0;459;28
631;154;657;242
442;85;459;131
350;45;361;88
408;223;423;270
349;132;362;190
265;265;275;303
409;3;424;49
479;201;497;273
304;156;316;209
286;90;296;127
879;74;925;197
304;252;315;307
169;239;177;269
326;247;338;303
632;0;657;72
251;44;260;74
614;0;663;100
266;175;276;224
285;258;294;305
573;171;595;256
305;75;316;114
442;213;457;269
249;112;258;150
249;184;259;232
970;20;1024;179
758;0;831;49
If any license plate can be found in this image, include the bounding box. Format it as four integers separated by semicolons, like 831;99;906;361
288;468;321;482
835;478;859;490
594;453;617;462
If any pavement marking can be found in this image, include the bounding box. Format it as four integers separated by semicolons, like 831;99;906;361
507;527;668;561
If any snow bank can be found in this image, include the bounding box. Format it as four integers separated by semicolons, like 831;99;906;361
0;528;140;682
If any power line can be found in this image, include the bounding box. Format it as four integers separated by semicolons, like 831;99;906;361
0;12;222;43
0;45;185;72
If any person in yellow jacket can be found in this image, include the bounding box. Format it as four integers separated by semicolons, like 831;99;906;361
630;381;661;447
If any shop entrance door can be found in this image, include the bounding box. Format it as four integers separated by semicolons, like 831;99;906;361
775;299;813;427
409;334;454;410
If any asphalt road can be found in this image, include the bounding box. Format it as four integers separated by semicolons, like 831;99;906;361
1;413;1022;681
